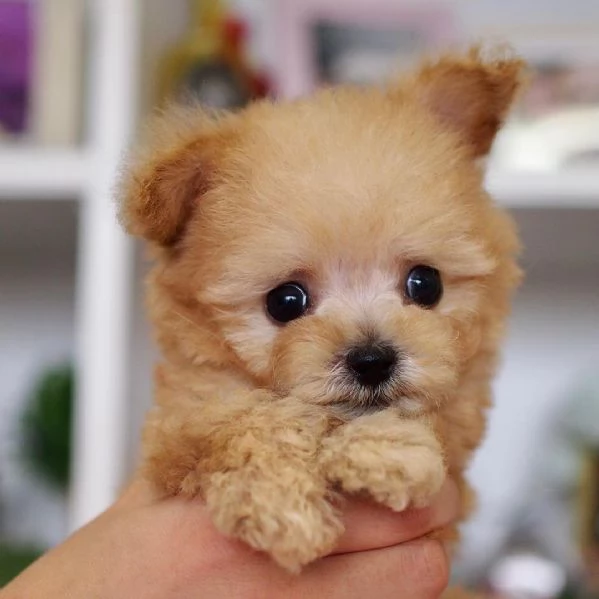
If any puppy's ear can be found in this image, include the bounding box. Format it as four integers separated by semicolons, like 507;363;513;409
408;46;526;157
119;105;236;247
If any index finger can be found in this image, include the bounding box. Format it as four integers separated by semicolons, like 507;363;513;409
332;478;459;555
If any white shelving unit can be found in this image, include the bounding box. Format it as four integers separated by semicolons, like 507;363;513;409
0;0;140;534
69;0;141;531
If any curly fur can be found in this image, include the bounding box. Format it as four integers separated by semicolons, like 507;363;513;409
119;47;524;578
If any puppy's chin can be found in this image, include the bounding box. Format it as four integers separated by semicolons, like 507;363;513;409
327;393;427;420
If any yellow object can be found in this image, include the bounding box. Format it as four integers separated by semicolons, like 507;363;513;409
157;0;225;103
578;448;599;551
157;0;259;108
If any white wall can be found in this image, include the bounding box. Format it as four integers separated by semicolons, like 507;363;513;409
235;0;599;79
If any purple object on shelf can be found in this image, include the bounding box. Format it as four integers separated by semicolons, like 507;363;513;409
0;1;32;134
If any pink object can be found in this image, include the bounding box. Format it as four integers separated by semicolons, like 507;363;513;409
273;0;456;98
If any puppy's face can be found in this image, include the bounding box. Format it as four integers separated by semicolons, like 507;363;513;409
122;49;523;417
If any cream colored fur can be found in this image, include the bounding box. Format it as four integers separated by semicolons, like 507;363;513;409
119;47;524;578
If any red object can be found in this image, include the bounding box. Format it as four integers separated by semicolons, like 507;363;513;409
223;15;270;99
224;17;247;48
251;73;271;98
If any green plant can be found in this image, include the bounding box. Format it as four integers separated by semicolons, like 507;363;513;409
0;366;73;587
21;365;73;491
0;544;43;587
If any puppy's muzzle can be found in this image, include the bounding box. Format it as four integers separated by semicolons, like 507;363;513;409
346;343;397;388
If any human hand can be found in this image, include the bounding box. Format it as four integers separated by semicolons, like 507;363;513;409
3;477;458;599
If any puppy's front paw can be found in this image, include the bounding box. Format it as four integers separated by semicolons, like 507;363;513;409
205;468;343;573
321;414;445;511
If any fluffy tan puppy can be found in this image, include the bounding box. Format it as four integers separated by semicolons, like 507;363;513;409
120;47;523;576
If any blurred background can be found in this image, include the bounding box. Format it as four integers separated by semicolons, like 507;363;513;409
0;0;598;595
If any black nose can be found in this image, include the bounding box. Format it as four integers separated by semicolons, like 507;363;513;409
346;344;397;387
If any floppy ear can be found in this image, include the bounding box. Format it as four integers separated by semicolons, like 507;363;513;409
119;105;236;247
409;46;526;157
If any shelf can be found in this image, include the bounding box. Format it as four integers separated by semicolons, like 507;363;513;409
486;168;599;208
0;147;88;200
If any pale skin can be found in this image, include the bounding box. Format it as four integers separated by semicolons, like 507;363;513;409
2;478;458;599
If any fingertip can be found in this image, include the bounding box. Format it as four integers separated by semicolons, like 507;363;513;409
404;539;451;596
309;538;451;598
330;477;461;556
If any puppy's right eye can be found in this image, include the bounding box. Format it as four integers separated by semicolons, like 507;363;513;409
266;282;310;323
404;265;443;308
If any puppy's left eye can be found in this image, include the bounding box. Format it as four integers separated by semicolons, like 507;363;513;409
266;282;310;323
404;266;443;308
